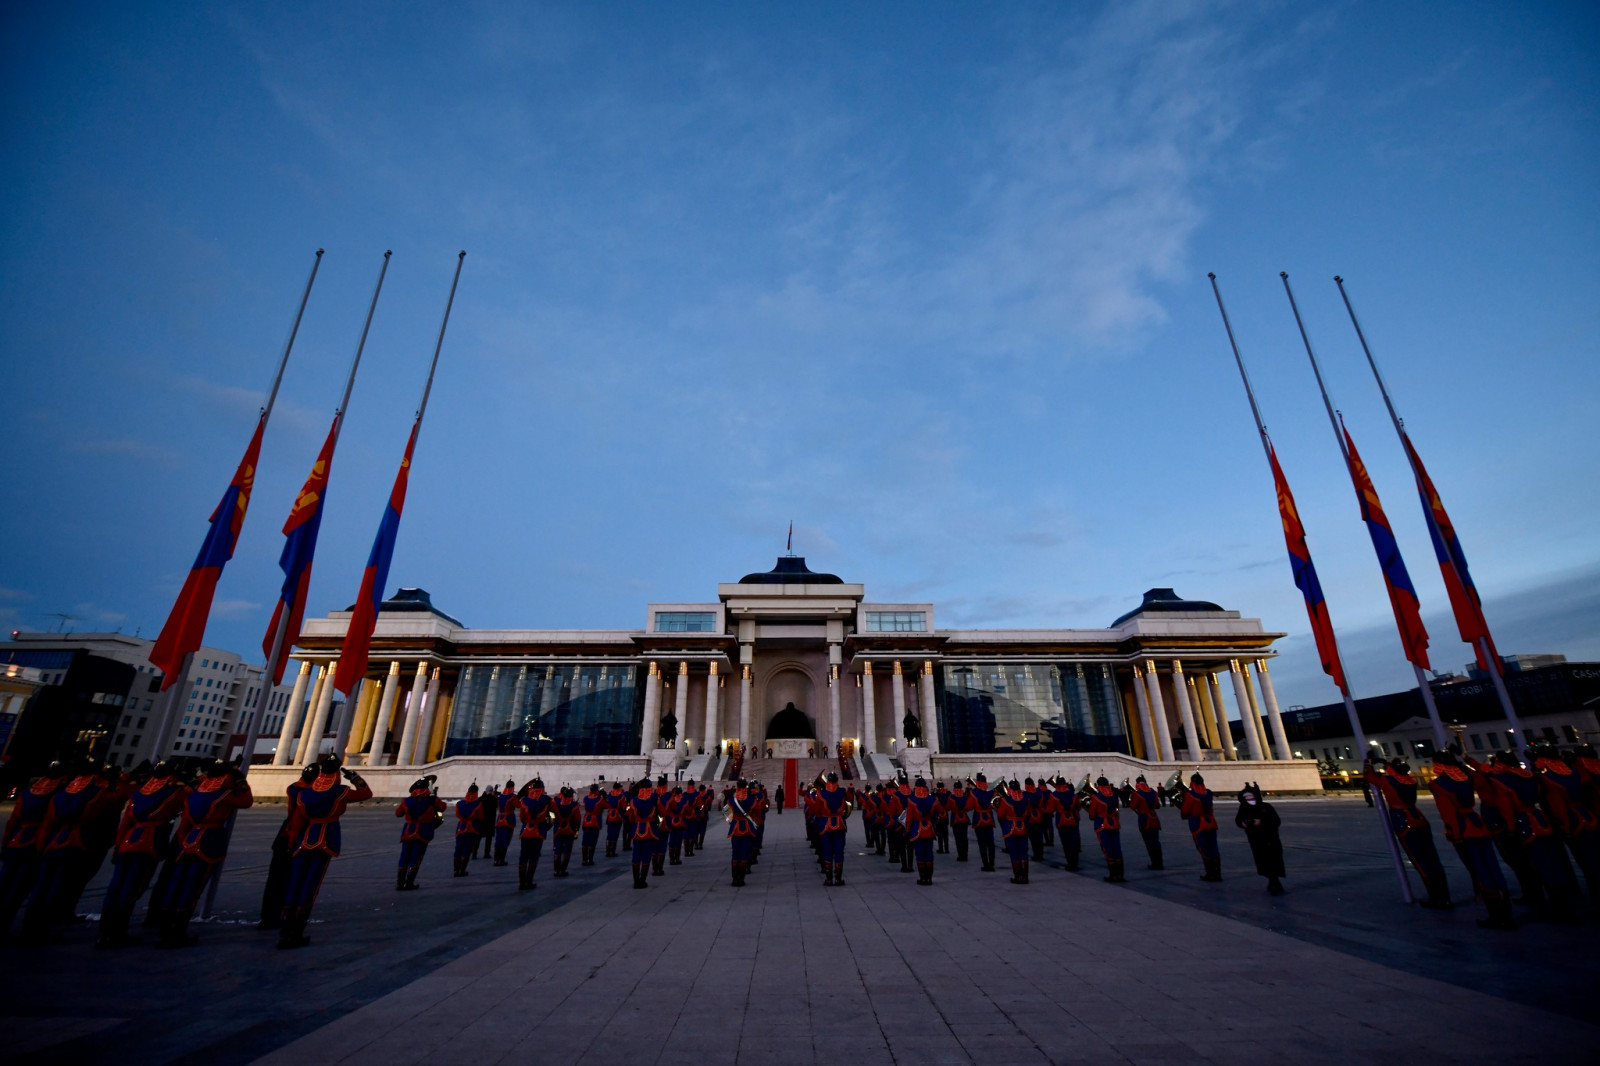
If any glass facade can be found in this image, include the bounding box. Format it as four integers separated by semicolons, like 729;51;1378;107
654;612;718;633
444;663;642;757
938;662;1129;754
866;611;926;632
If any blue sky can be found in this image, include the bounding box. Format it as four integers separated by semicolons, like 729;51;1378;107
2;1;1596;709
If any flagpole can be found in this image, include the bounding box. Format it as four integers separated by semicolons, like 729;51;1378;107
1280;273;1447;750
1209;272;1414;903
1333;276;1526;745
413;251;464;429
233;252;391;781
149;250;325;758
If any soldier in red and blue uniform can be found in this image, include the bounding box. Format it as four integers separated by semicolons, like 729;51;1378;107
0;761;65;938
1470;751;1581;923
492;780;517;866
815;773;852;886
1082;777;1125;883
154;759;253;947
994;780;1032;884
604;781;627;857
552;786;580;877
665;784;688;867
947;779;971;862
515;778;553;890
1126;775;1164;871
96;762;187;947
580;783;606;865
693;779;713;850
24;761;131;939
1429;750;1514;929
1174;772;1221;882
1364;756;1450;909
1023;778;1047;862
966;774;998;872
723;778;757;887
1532;744;1600;906
651;776;672;876
453;783;485;877
259;764;316;929
1045;777;1082;872
932;781;951;854
394;776;446;890
629;778;661;888
859;786;882;854
905;777;940;885
277;754;371;948
885;777;912;873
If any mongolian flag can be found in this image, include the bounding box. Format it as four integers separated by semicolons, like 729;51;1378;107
149;418;266;688
333;420;418;696
1401;428;1499;671
263;418;338;684
1268;441;1348;695
1342;420;1430;670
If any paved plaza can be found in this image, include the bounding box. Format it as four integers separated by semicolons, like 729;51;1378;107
3;795;1597;1065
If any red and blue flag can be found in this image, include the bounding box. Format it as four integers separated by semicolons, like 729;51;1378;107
149;418;266;688
263;418;339;684
333;420;418;696
1401;429;1499;671
1268;441;1348;695
1342;420;1430;670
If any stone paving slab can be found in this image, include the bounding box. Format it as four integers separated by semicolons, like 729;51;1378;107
253;810;1600;1066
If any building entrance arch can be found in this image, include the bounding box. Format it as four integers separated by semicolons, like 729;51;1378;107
756;663;818;748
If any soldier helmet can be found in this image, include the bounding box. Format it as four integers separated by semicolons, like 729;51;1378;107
506;779;515;789
826;772;838;783
1008;779;1021;790
300;764;318;782
589;783;600;793
152;760;172;777
1135;774;1147;784
914;777;927;788
1391;758;1410;773
656;774;668;786
1024;777;1034;786
530;778;544;790
974;773;987;784
1434;749;1458;767
467;782;480;796
319;752;342;774
1189;772;1205;785
561;786;574;797
411;778;432;793
736;778;748;789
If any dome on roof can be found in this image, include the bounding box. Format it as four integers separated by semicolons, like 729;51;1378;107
738;557;842;584
1111;588;1225;628
343;587;464;627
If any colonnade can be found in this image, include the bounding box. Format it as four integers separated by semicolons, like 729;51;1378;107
270;658;453;768
1126;657;1290;763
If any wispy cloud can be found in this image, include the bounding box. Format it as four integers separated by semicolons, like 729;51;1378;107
73;439;181;465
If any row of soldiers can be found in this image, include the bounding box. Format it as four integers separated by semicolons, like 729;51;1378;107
1364;743;1600;929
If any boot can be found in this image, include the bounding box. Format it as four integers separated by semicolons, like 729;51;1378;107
633;863;648;889
1147;839;1164;870
396;869;408;891
157;908;198;949
652;854;665;876
581;846;593;867
1066;852;1079;872
731;861;745;887
833;861;845;887
822;862;835;887
980;847;995;872
1478;895;1517;930
518;863;534;891
1104;859;1125;884
1200;857;1221;882
404;866;420;890
605;840;617;858
1010;860;1024;885
669;847;681;866
683;840;694;857
276;908;310;950
1267;875;1284;895
900;849;913;873
1420;876;1452;909
918;863;933;886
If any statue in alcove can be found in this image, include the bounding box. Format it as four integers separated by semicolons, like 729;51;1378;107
659;708;678;748
903;708;921;747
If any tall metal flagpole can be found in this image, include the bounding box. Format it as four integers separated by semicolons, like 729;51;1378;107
1209;272;1414;902
1280;273;1448;750
1333;276;1526;745
150;250;324;760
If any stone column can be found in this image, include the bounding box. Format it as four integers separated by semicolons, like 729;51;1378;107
1241;661;1274;761
1170;660;1202;761
829;666;842;752
272;660;313;766
891;661;907;746
705;662;720;749
862;662;876;753
639;662;660;756
335;677;374;757
1143;659;1173;761
395;662;429;766
1229;660;1264;760
1189;675;1216;748
416;668;445;764
739;665;752;749
366;661;402;765
920;661;940;754
1206;673;1236;760
1255;659;1293;760
1128;665;1155;761
673;661;689;750
296;659;338;764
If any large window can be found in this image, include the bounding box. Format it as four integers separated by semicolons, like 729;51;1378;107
866;611;926;632
445;663;641;757
938;662;1128;754
654;612;717;633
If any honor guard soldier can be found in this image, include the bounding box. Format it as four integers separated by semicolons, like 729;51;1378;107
277;754;371;949
452;784;486;877
693;779;713;850
1126;775;1165;870
1048;777;1083;872
22;760;129;938
1532;744;1600;905
860;786;883;854
260;765;316;929
96;762;187;947
816;773;852;886
154;759;253;948
0;762;66;938
932;781;952;854
515;779;553;890
492;780;517;866
905;777;940;885
395;776;446;891
1022;778;1047;862
474;781;496;861
1082;777;1126;884
751;780;771;863
947;779;972;862
1175;772;1222;882
580;784;606;865
885;777;913;873
604;780;628;858
1364;755;1451;909
994;780;1032;884
966;774;999;872
1429;751;1514;928
629;779;661;889
723;778;758;887
1469;751;1581;922
665;784;688;866
651;776;672;876
551;786;580;877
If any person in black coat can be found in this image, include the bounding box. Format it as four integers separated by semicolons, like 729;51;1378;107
1234;782;1285;895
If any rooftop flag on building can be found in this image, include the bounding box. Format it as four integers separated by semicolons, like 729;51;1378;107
263;418;339;684
149;417;266;689
1268;441;1348;695
1342;420;1430;670
332;421;418;696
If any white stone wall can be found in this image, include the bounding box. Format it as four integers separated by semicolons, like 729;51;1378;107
245;755;651;801
929;752;1322;794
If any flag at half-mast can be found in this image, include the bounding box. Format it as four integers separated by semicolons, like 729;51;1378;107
1342;420;1430;670
1401;428;1500;671
263;418;338;684
1268;440;1348;695
333;420;418;696
149;418;266;688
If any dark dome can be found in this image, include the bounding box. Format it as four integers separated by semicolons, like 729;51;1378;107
738;556;842;584
1111;588;1225;628
765;702;816;738
343;587;463;627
